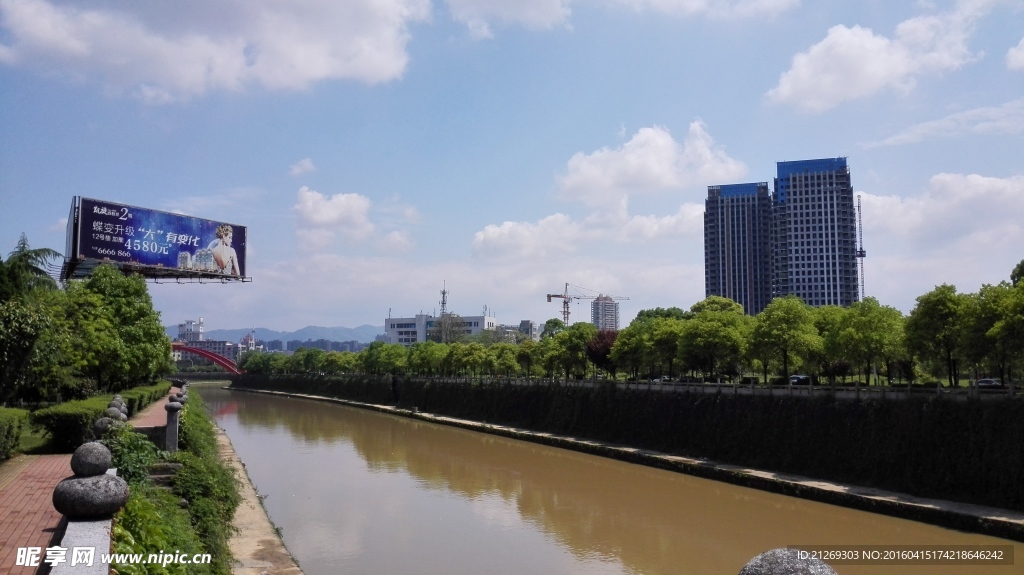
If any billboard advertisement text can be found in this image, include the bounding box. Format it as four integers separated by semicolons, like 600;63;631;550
77;198;246;278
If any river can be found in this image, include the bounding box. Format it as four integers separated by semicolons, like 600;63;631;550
200;386;1021;575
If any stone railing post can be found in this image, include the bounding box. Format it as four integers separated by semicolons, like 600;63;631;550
165;400;183;453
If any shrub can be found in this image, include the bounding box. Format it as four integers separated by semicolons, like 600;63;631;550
31;381;174;451
112;484;211;575
171;393;239;575
0;408;28;460
102;424;164;485
120;382;173;416
30;396;110;451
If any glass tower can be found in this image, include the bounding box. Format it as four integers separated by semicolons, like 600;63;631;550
704;158;861;312
704;182;773;315
773;157;859;307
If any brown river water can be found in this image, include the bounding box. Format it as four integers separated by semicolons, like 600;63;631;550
199;386;1021;575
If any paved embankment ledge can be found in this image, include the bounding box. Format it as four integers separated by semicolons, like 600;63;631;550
228;387;1024;543
216;426;303;575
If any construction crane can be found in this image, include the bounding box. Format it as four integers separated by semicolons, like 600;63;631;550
546;283;629;325
856;194;866;301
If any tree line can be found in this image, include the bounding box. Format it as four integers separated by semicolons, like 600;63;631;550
240;259;1024;386
0;234;174;404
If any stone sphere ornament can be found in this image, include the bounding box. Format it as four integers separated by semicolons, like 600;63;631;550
93;417;115;439
70;442;112;476
53;441;129;520
52;474;129;519
738;548;837;575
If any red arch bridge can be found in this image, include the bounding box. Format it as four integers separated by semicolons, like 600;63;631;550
172;343;243;374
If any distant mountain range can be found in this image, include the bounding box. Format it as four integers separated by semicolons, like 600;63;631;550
164;325;384;344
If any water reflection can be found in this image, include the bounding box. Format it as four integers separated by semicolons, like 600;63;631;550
203;387;1021;575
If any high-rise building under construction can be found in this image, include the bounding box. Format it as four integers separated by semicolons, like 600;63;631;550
704;157;860;314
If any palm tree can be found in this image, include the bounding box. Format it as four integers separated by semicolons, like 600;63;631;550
1;233;61;300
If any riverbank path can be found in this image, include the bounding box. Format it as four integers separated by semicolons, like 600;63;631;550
0;386;179;573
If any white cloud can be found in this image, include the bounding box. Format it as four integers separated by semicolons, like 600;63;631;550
0;0;431;103
295;228;336;251
446;0;571;39
866;99;1024;146
859;173;1024;311
161;187;264;217
472;213;582;259
475;122;742;261
47;217;68;232
610;0;799;19
1008;36;1024;70
378;230;415;252
557;122;746;211
863;173;1024;250
767;0;992;113
445;0;797;38
619;203;704;241
289;158;316;176
292;186;376;241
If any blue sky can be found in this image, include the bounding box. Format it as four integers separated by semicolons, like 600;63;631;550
2;0;1023;332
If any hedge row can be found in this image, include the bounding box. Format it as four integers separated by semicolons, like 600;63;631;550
232;374;1024;513
107;389;233;575
31;382;173;451
172;391;240;575
0;408;28;460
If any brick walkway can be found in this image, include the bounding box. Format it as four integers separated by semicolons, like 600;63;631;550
0;455;72;574
0;387;178;574
130;386;180;427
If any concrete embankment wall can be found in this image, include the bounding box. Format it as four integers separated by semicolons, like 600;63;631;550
230;374;1024;514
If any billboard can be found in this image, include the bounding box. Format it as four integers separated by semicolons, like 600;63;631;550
63;197;247;280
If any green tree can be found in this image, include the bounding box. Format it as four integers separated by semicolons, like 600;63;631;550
905;284;967;387
0;300;49;402
610;323;651;380
679;300;750;381
488;343;519;377
811;305;851;384
378;343;409;374
632;307;691;323
989;282;1024;383
83;265;173;390
540;318;566;340
237;350;271;374
323;351;358;374
689;296;743;316
534;336;565;378
516;339;537;377
1011;259;1024;287
749;296;821;382
553;323;597;379
650;318;687;377
1;233;61;301
834;297;904;385
359;341;387;374
408;342;448;376
961;283;1014;382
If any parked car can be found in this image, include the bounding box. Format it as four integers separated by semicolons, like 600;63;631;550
789;375;812;385
975;378;1005;388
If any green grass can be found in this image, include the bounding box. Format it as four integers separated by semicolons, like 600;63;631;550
17;422;56;454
